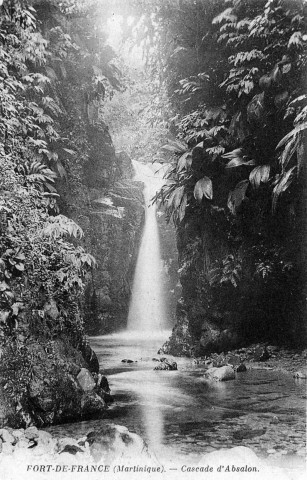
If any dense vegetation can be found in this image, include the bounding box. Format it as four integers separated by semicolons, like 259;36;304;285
0;0;306;426
0;0;140;426
129;0;307;352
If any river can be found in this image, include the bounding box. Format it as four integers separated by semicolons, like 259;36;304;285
48;330;306;472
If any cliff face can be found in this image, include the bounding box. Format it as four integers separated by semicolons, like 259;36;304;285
58;144;144;335
0;2;144;428
82;152;144;335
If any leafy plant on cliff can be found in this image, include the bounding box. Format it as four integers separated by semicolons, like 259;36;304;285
139;0;306;346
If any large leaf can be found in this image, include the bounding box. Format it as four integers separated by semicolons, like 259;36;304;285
249;165;270;188
227;179;249;214
222;148;243;159
177;152;192;172
280;136;298;170
167;186;185;210
226;158;255;168
276;122;307;149
161;139;187;154
194;177;213;202
272;166;296;213
178;193;188;222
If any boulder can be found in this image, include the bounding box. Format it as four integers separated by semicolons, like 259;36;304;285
81;393;106;418
226;353;241;366
68;362;82;376
0;428;15;444
86;424;150;463
97;374;110;393
80;342;100;374
205;365;235;381
24;426;39;440
253;346;270;362
154;359;177;371
77;368;96;392
236;363;247;372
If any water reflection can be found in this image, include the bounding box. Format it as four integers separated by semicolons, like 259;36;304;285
89;331;306;464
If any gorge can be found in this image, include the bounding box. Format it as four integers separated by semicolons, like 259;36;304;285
0;0;306;478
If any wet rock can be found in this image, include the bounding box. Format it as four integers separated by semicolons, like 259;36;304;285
270;416;279;424
293;367;307;379
80;342;100;374
77;368;96;392
0;428;15;444
86;424;150;463
205;365;235;382
12;429;24;440
37;430;54;446
96;374;113;403
97;374;110;393
154;359;177;371
236;363;247;372
24;426;39;440
212;354;227;367
81;392;106;417
253;346;270;362
60;444;84;455
68;362;82;376
226;354;241;366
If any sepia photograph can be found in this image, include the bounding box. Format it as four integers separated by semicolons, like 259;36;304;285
0;0;306;479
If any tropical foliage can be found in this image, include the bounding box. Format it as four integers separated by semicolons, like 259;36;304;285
140;0;307;346
0;0;124;415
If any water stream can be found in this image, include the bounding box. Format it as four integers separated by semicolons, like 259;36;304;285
48;162;306;474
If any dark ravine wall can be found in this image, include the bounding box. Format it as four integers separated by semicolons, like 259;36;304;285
0;2;144;428
79;151;144;335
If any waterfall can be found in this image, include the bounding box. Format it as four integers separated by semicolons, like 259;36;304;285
127;161;168;333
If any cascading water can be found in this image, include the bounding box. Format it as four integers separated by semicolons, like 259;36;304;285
127;161;168;333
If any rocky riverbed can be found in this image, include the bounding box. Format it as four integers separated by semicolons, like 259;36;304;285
193;344;307;377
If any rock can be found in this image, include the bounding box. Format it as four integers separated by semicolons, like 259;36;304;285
96;375;113;403
293;367;307;379
15;438;30;449
86;424;150;463
205;365;235;382
1;442;14;454
81;392;106;417
254;346;270;362
80;342;100;374
68;362;82;376
154;359;177;371
152;358;159;362
77;368;96;392
212;353;227;367
12;429;24;439
24;426;39;440
0;428;15;444
37;430;53;445
236;363;247;372
226;354;241;366
121;359;134;363
60;444;84;455
97;374;110;393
